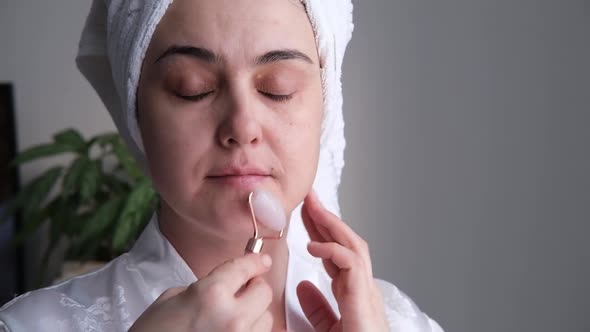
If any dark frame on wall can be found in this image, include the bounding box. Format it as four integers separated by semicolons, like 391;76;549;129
0;83;24;304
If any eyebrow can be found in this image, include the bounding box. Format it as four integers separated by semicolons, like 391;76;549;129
155;45;313;65
155;46;217;63
255;49;313;65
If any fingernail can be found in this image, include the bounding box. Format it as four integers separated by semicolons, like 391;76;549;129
261;254;272;268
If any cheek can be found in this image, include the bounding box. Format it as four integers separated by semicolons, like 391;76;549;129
137;89;213;200
275;102;322;210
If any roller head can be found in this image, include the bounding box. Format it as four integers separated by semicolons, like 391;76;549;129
250;189;287;232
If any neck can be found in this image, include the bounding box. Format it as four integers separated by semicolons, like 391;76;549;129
157;202;289;328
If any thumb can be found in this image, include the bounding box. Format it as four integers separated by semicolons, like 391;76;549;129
297;281;339;332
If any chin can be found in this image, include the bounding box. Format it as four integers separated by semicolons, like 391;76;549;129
192;200;254;233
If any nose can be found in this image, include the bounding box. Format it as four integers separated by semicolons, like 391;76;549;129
217;91;262;148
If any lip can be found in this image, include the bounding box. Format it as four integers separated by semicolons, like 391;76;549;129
206;174;270;189
208;166;270;177
207;167;271;190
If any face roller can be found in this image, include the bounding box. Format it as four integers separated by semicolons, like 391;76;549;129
244;190;287;254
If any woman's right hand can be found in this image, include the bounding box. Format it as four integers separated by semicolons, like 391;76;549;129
129;253;274;331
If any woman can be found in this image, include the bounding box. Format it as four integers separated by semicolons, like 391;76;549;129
0;0;444;331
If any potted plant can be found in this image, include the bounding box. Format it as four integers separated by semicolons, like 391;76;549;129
1;128;158;285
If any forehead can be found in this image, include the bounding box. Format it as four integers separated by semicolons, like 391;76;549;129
148;0;317;65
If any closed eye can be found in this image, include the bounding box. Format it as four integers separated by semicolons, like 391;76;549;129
178;91;214;102
258;91;293;102
178;90;292;102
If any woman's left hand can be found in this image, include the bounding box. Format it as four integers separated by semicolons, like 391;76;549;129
297;191;390;332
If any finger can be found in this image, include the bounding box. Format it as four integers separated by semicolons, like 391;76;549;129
301;203;333;243
204;253;272;293
250;310;273;332
304;192;371;264
296;281;338;332
308;241;359;271
309;242;378;305
302;206;340;277
307;243;339;279
305;192;374;279
236;276;273;319
303;192;356;248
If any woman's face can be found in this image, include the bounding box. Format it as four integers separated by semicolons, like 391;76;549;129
137;0;323;237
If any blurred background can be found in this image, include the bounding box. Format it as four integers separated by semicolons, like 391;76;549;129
1;1;589;331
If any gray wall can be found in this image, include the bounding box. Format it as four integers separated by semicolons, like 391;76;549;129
339;1;590;332
1;1;589;331
0;0;115;288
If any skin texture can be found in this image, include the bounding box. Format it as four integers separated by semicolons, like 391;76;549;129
131;0;389;331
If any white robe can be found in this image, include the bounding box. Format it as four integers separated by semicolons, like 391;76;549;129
0;214;443;331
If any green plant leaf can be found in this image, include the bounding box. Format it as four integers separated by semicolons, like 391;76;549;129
62;156;90;198
76;195;124;247
10;143;76;166
48;197;69;243
100;173;131;195
111;179;156;252
34;197;74;284
63;210;91;237
22;166;63;221
88;132;119;150
34;198;66;280
10;210;46;246
2;166;61;226
79;160;101;202
38;234;60;287
8;167;63;245
53;128;86;152
112;140;143;180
